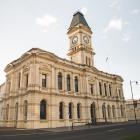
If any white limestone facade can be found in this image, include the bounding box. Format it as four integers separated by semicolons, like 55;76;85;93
0;11;127;129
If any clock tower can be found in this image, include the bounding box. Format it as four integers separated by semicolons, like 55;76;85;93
67;11;95;66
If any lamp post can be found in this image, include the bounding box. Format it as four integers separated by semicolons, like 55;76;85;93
130;80;138;124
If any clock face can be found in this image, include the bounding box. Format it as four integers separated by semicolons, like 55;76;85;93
83;35;89;44
72;36;78;45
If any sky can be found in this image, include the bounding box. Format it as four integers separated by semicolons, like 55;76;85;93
0;0;140;99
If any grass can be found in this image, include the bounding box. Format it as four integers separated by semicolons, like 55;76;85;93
122;134;140;140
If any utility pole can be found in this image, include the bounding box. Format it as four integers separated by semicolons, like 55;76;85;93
130;80;138;124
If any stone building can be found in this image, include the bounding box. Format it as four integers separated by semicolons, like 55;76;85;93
0;12;127;129
0;83;5;122
126;99;140;121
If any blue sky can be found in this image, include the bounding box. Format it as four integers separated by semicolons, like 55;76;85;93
0;0;140;99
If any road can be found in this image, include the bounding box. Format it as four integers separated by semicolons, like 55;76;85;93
0;123;140;140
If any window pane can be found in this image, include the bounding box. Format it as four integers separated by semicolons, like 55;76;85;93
25;74;28;87
69;103;73;119
75;77;78;92
77;104;81;119
58;73;62;90
99;82;102;95
90;84;93;94
40;100;46;119
42;74;47;87
59;102;64;119
67;75;71;91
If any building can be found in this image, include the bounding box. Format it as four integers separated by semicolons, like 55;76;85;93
0;83;5;122
126;99;140;121
0;11;127;129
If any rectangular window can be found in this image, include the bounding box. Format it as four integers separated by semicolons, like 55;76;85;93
18;73;21;89
90;84;94;94
109;84;112;96
104;83;107;96
99;82;102;95
25;74;28;88
119;89;121;97
42;74;47;87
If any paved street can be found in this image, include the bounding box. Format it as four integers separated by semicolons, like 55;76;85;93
0;123;140;140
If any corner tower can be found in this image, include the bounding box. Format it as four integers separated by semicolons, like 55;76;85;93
67;11;95;66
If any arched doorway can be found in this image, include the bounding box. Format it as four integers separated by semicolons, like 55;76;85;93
102;103;107;122
90;102;96;125
14;103;18;127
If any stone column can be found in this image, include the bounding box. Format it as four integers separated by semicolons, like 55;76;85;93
51;66;56;93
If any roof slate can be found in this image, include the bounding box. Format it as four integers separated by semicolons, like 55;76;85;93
69;11;90;29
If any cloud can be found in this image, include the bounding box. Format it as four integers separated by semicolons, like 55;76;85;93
131;9;140;15
81;7;88;15
104;18;128;32
36;14;57;32
122;33;131;42
109;1;118;8
109;1;121;11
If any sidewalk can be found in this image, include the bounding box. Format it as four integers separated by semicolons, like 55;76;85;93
38;121;137;132
0;121;138;133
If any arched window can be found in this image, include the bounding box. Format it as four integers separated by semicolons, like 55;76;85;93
104;83;107;96
59;102;64;119
58;72;62;90
24;100;28;122
6;104;9;121
40;100;46;120
109;84;112;96
77;103;81;119
120;105;124;117
112;105;116;118
75;76;78;92
69;102;73;119
15;103;18;121
67;75;71;91
102;103;106;121
99;82;102;95
107;105;111;119
90;103;96;119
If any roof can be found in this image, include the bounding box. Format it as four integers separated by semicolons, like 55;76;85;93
69;11;90;29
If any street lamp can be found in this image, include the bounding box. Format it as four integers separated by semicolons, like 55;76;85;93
130;80;139;124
